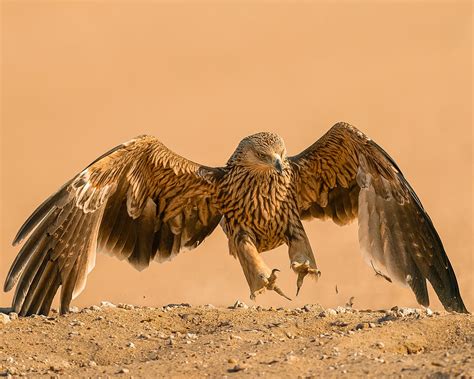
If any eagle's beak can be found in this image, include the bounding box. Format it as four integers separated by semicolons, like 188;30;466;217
274;155;283;174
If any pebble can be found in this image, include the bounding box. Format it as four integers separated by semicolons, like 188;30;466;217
0;313;11;324
230;335;242;340
100;301;116;308
89;305;102;311
355;323;365;330
326;308;337;316
8;313;18;321
303;305;312;312
285;331;295;339
426;308;434;317
118;367;129;374
368;322;376;328
231;300;249;309
69;306;80;313
118;303;135;310
89;361;97;367
127;342;136;349
375;341;385;349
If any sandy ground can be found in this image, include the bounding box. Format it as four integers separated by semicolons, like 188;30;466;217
0;302;472;378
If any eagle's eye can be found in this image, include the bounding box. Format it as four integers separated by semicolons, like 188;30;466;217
256;152;267;160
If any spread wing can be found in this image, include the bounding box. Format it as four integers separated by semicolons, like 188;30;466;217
290;122;467;313
4;135;223;316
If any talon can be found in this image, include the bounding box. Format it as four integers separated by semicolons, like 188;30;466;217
251;268;291;301
268;268;280;284
292;260;321;296
296;272;305;296
273;285;292;301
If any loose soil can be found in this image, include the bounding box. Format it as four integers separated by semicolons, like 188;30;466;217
0;303;472;378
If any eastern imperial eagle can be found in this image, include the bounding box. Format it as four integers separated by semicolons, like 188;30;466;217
4;123;468;315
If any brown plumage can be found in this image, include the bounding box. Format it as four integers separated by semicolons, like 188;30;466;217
4;122;467;315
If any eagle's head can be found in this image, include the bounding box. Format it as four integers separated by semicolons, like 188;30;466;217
229;132;287;174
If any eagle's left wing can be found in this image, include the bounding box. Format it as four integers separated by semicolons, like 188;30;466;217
290;122;467;313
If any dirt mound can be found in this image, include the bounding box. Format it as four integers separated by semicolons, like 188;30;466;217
0;303;472;378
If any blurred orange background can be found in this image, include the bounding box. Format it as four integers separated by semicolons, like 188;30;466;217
1;2;472;312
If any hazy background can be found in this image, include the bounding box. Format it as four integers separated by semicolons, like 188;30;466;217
1;2;472;312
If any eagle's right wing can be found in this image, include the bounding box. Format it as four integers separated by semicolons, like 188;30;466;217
290;122;467;313
4;136;223;315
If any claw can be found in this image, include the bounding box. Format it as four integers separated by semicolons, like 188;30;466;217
251;268;292;301
273;285;292;301
292;260;321;296
267;268;292;301
268;268;280;284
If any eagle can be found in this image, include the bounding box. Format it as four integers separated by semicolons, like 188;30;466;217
4;122;467;316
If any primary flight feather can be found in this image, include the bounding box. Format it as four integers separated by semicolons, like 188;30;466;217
4;122;467;315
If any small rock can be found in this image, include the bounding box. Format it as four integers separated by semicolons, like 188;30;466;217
231;300;249;309
8;313;18;321
335;306;346;314
285;331;295;339
69;306;80;313
88;361;97;367
228;358;237;364
100;301;116;308
426;308;434;317
375;341;385;349
137;334;151;340
0;314;11;324
118;367;129;374
118;303;135;310
355;323;365;330
127;342;135;348
89;305;102;311
326;308;337;316
203;304;215;309
285;353;298;363
230;335;242;340
368;322;376;328
303;305;312;312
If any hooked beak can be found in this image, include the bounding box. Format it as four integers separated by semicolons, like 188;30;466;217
274;155;283;174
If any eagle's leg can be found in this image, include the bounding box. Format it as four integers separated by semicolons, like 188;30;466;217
234;232;291;301
287;221;321;296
